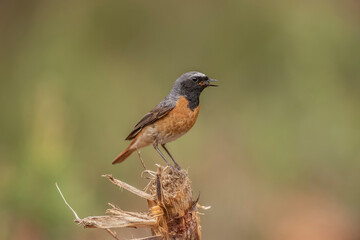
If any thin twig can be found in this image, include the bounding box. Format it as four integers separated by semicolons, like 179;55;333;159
106;228;120;240
132;236;163;240
102;174;155;201
137;150;147;170
141;169;157;179
197;204;211;210
55;183;81;222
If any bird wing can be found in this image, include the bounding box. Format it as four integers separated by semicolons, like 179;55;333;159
125;100;175;140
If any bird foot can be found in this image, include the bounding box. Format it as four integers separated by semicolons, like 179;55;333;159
166;163;185;177
173;165;186;177
174;163;182;170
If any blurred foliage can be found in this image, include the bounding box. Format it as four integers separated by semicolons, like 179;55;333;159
1;0;360;239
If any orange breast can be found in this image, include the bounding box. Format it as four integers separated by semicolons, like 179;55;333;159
154;96;200;144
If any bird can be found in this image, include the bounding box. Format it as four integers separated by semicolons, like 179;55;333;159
112;71;217;170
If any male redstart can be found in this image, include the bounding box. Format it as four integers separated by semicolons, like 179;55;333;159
112;71;217;170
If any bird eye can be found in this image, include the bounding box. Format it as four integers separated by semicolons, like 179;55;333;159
192;77;197;82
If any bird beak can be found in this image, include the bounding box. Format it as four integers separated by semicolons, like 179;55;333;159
206;78;218;87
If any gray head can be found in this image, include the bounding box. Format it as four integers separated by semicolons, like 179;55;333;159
170;71;218;97
166;71;217;110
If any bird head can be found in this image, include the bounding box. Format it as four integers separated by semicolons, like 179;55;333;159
171;71;218;97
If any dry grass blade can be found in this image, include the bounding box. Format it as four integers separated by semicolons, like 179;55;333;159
132;236;163;240
103;174;155;201
106;228;120;240
55;183;81;222
75;214;156;229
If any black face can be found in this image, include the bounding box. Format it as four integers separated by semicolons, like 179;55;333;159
178;71;218;94
190;75;209;87
182;75;208;92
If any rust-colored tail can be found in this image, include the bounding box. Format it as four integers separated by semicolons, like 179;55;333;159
112;144;136;164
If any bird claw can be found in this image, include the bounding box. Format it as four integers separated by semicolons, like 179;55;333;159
174;163;182;170
166;163;185;177
173;166;186;177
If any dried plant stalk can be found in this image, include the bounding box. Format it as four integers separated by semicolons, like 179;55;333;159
57;165;209;240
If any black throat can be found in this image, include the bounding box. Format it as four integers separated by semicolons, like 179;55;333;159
183;89;201;111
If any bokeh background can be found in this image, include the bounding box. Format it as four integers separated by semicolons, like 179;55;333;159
1;0;360;239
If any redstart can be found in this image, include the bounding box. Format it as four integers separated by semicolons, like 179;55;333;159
112;71;217;169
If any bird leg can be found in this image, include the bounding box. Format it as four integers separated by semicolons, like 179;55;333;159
153;144;176;171
161;144;181;170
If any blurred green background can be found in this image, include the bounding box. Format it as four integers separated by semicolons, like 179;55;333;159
1;0;360;239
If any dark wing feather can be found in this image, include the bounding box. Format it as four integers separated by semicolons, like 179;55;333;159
125;100;175;140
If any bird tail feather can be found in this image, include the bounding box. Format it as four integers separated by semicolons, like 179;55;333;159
112;142;136;164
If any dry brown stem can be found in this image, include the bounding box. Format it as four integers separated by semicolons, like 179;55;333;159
57;165;209;240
